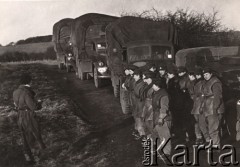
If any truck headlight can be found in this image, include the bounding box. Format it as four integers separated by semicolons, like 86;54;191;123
167;54;172;59
68;53;72;57
98;62;104;66
67;57;72;61
237;100;240;105
97;67;108;73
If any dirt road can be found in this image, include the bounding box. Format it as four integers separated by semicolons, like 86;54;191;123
0;63;144;167
1;63;240;167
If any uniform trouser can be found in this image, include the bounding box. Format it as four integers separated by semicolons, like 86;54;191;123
193;114;203;139
132;96;145;135
145;120;154;137
154;120;171;155
199;114;222;146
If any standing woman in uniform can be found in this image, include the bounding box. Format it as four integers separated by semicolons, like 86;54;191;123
13;74;46;164
152;79;172;161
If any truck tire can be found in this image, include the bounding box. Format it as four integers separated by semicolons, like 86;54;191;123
120;87;131;114
94;67;102;88
58;62;64;70
113;85;120;98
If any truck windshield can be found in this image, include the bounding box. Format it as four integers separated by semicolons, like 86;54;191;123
151;45;172;59
128;46;150;62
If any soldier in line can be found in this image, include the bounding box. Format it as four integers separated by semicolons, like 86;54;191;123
141;71;157;139
200;67;224;147
166;67;181;138
132;68;146;139
187;69;204;144
13;74;46;164
152;79;172;159
177;66;195;142
121;64;138;114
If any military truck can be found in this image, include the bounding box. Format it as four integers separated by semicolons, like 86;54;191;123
106;16;178;113
175;46;240;69
70;13;118;88
52;18;73;72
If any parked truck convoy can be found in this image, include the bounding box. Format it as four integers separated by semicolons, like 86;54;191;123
70;13;118;88
105;16;178;113
52;18;73;72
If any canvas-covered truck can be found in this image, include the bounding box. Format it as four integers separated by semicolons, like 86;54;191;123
70;13;118;88
106;16;178;113
52;18;74;72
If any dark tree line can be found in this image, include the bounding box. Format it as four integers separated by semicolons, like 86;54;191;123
14;35;52;45
121;8;240;49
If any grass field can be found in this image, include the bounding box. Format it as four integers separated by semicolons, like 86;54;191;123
0;42;54;55
0;42;56;62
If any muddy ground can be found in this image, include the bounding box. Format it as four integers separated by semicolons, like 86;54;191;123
0;63;240;167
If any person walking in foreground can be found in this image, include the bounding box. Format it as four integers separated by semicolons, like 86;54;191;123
201;68;224;147
13;73;46;164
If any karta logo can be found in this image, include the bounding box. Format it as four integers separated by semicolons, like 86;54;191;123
142;138;239;166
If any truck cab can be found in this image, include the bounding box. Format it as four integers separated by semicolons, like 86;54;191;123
124;41;175;67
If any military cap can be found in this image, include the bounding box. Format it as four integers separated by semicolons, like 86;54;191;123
202;67;212;74
20;73;32;85
152;78;165;88
124;64;138;71
194;67;203;75
142;71;156;79
167;66;177;74
158;63;167;71
177;66;188;73
146;62;156;68
133;68;142;76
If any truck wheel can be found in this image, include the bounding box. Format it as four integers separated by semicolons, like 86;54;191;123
94;67;102;88
58;62;64;70
113;85;120;98
120;87;130;114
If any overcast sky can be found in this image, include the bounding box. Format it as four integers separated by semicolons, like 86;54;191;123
0;0;240;46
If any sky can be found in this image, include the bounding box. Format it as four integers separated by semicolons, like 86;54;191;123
0;0;240;46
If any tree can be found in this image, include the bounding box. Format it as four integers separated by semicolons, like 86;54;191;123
121;8;239;49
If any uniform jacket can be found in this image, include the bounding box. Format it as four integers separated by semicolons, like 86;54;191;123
13;85;40;111
152;89;171;126
191;79;204;115
141;83;154;120
157;73;167;88
202;76;224;116
124;75;134;91
187;79;196;99
132;79;146;117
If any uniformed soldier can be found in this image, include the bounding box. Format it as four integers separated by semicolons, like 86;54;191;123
201;67;224;147
166;66;180;138
132;68;146;138
177;66;195;142
121;64;138;115
141;71;157;138
188;69;204;144
13;74;46;164
152;79;172;158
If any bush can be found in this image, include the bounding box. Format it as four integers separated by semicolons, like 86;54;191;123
0;47;56;62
